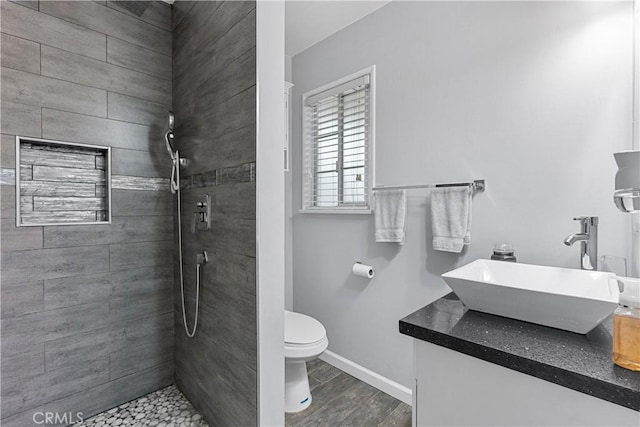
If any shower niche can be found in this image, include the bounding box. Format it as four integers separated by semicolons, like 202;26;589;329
15;136;112;226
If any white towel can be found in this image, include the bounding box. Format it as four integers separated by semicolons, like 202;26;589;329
431;187;472;253
374;190;407;244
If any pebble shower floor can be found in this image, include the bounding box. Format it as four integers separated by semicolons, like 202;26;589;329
75;385;208;427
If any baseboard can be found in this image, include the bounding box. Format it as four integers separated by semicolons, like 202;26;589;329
319;350;412;405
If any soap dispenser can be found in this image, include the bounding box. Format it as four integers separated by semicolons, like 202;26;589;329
491;243;517;262
613;277;640;371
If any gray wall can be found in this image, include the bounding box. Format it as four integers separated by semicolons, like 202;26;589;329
291;1;633;389
171;2;258;426
0;1;174;425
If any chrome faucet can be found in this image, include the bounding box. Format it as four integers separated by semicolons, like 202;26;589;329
564;216;598;270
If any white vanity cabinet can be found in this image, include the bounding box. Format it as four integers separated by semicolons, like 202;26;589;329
412;340;640;427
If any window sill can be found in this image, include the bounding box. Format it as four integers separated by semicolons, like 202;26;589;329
299;208;373;215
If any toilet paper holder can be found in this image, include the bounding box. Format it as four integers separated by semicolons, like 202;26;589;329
353;261;375;279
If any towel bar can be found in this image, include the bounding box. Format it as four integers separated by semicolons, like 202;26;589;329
373;179;485;192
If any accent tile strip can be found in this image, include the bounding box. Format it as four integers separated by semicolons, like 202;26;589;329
111;175;170;191
0;168;16;185
181;162;256;190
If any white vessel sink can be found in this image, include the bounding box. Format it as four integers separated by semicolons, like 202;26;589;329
441;259;620;334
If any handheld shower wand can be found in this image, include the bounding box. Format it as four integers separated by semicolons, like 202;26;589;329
163;111;202;338
164;111;177;161
164;111;182;193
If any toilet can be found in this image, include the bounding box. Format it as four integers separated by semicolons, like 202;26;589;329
284;310;328;413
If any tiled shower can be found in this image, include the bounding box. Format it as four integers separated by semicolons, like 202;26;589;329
0;1;258;425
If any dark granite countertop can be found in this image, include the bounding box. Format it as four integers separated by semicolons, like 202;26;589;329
399;293;640;412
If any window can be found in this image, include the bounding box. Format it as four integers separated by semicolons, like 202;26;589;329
302;67;374;213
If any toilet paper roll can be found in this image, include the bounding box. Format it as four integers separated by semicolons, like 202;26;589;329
352;263;375;279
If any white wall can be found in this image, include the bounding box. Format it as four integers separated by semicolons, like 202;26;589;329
291;1;634;389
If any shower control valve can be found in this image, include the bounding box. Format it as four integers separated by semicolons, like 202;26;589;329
194;194;211;231
197;251;208;265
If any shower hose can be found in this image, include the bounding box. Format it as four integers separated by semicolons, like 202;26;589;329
171;150;200;338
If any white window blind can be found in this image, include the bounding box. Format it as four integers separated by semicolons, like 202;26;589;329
302;72;373;212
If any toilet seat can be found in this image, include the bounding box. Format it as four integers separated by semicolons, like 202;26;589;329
285;310;326;345
284;310;328;361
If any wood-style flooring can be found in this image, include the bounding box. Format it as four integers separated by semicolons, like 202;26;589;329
285;359;412;427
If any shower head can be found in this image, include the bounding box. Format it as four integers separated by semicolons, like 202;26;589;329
166;111;175;133
164;111;176;159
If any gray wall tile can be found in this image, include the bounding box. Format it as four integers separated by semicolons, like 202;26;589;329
109;289;173;321
109;240;173;271
43;302;111;342
1;301;110;358
20;164;33;181
1;359;109;418
0;217;43;251
173;1;252;91
215;251;256;295
177;87;256;172
44;363;172;422
43;215;173;248
107;92;168;126
174;46;255;119
109;337;172;379
173;2;257;425
0;280;44;319
211;87;257;140
171;1;196;30
0;405;44;427
33;196;105;211
21;192;33;212
1;134;16;168
2;67;107;117
41;46;171;104
112;147;170;178
21;181;97;197
111;189;173;216
174;5;255;97
177;124;256;176
1;348;45;383
9;1;39;11
175;333;256;426
1;0;174;417
198;279;256;369
0;1;106;61
211;183;256;220
44;327;111;372
106;1;172;31
209;216;256;257
42;109;162;153
44;272;112;310
0;245;109;282
39;1;171;56
107;37;172;81
1;101;41;137
20;146;98;169
110;312;173;350
0;33;40;74
20;210;99;225
1;185;16;218
111;265;173;295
